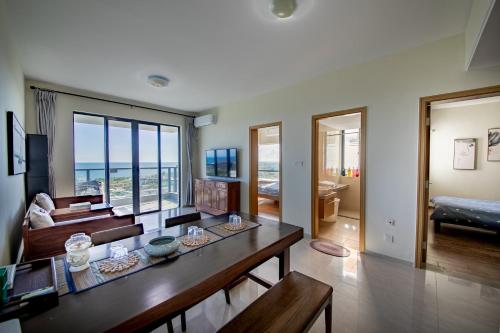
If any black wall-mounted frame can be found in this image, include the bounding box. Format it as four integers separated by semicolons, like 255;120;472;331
7;111;27;175
73;111;181;215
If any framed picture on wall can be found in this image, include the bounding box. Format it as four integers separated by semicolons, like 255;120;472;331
453;138;476;170
488;128;500;161
7;111;26;175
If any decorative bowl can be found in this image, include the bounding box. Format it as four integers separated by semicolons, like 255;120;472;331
65;233;92;272
144;236;180;257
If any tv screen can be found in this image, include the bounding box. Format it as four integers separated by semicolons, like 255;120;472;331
206;150;216;177
206;148;238;178
229;148;237;177
216;149;229;177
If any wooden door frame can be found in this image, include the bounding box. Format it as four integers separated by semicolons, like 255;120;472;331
415;85;500;268
249;122;283;221
311;107;366;252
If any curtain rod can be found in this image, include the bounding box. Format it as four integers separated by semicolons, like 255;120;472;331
29;85;196;119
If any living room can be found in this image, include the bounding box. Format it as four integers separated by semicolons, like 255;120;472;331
1;1;500;332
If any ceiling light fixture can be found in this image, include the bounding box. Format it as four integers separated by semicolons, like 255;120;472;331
147;75;169;88
271;0;297;19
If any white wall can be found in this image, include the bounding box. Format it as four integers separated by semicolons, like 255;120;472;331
0;0;26;265
429;101;500;201
197;34;500;263
24;80;195;202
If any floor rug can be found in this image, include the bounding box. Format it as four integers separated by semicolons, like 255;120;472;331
310;240;351;257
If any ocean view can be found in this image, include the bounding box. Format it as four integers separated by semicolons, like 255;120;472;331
75;162;179;183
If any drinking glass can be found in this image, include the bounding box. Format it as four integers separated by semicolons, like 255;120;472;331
110;243;128;259
194;227;204;243
228;214;236;224
233;216;242;228
187;226;197;241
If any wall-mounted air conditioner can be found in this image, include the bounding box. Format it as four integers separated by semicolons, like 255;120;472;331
194;114;217;128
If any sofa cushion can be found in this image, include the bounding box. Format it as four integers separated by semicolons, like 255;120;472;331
30;205;55;229
36;193;55;212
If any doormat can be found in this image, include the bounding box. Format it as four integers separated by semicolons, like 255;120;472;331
310;240;351;257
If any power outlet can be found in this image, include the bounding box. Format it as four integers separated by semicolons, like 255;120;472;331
384;233;394;243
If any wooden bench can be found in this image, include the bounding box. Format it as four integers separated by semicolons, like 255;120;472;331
218;271;333;333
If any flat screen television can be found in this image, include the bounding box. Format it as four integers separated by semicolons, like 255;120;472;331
206;148;238;178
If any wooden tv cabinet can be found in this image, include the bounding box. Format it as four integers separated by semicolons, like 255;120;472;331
195;179;240;215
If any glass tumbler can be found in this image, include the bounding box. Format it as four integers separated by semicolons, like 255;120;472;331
110;243;128;259
233;216;242;228
187;226;197;241
194;227;204;243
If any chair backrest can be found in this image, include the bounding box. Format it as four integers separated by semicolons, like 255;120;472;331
165;212;201;228
91;223;144;246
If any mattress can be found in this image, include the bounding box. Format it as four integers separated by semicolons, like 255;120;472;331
258;181;280;197
430;196;500;230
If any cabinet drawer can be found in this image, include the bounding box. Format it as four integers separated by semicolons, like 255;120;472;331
204;181;216;189
215;182;228;189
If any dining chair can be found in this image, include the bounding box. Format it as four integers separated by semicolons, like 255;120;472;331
164;212;201;228
90;223;144;246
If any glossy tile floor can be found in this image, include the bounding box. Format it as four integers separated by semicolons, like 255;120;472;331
318;216;360;251
150;234;500;333
136;207;212;232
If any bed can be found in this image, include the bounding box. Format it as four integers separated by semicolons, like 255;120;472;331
258;180;280;202
430;196;500;233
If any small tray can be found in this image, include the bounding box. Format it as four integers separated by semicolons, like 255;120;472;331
0;258;59;321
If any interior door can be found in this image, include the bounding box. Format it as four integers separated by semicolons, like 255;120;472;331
138;123;160;213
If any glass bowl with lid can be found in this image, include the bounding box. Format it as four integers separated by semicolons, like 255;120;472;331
65;233;92;272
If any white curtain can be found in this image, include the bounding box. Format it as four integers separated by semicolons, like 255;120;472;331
184;117;196;206
35;89;57;197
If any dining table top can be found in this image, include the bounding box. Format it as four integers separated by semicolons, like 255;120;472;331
21;213;303;333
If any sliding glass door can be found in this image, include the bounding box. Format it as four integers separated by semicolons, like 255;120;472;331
108;119;133;213
161;126;180;209
138;123;160;213
73;113;180;215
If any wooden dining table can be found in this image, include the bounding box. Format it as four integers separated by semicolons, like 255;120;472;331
21;213;303;333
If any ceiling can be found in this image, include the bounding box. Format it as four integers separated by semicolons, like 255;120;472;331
469;0;500;69
6;0;473;111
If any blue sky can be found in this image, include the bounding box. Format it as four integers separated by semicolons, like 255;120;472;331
74;122;179;164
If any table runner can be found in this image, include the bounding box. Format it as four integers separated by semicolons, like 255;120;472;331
207;220;260;238
56;219;259;294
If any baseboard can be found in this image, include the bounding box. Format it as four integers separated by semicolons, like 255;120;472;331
363;250;413;266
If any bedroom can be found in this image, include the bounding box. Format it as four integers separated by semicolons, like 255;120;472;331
250;124;282;221
426;95;500;286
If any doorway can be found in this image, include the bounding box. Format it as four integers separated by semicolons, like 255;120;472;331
416;85;500;286
249;122;282;221
311;108;366;252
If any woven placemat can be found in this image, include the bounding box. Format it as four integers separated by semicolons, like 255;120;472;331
177;230;222;254
54;259;71;296
207;220;260;238
54;225;258;295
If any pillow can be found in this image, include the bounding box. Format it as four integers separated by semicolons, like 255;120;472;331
36;193;55;212
30;205;55;229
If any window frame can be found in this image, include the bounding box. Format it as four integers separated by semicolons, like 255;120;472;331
324;129;360;172
72;111;181;215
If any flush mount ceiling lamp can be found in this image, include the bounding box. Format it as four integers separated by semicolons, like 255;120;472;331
147;75;169;88
271;0;297;19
